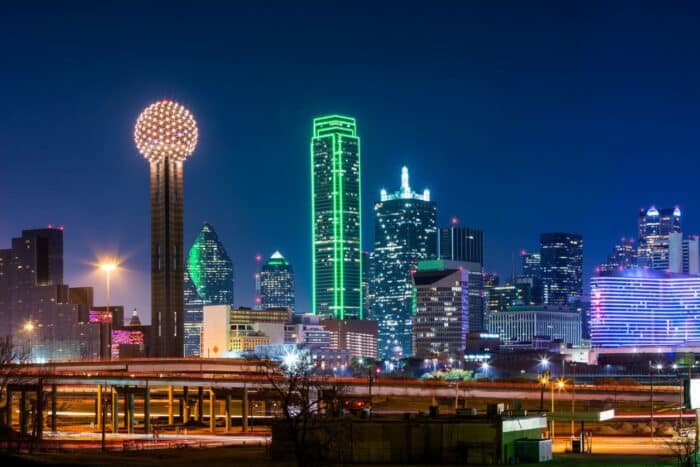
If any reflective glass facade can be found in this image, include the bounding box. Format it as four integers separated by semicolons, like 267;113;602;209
540;232;583;305
637;206;681;270
184;222;234;357
260;251;295;312
370;167;436;358
311;115;362;319
599;237;637;273
438;226;483;266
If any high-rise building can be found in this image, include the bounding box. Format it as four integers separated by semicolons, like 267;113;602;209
487;285;523;312
540;233;583;305
438;222;484;266
637;206;681;270
260;251;295;312
183;222;234;357
520;251;541;279
412;260;469;360
591;270;700;347
669;233;699;275
311;115;362;319
370;166;437;358
599;237;637;273
483;272;499;289
517;250;544;305
183;272;205;357
0;228;100;361
361;251;373;317
134;100;198;358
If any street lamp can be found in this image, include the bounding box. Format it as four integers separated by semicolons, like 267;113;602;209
539;370;550;412
23;321;35;362
481;362;490;379
98;261;118;361
551;378;566;440
650;362;663;439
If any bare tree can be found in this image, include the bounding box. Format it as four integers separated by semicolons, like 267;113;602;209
0;336;30;452
258;350;349;467
665;420;697;467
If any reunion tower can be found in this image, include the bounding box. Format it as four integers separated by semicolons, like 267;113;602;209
134;100;198;357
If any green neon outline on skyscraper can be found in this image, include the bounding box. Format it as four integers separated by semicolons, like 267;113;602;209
311;115;362;319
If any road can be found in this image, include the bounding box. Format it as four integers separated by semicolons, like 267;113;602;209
350;384;679;402
552;435;675;455
40;431;270;449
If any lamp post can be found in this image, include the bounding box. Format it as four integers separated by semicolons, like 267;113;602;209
650;362;663;439
570;362;577;437
23;321;35;362
551;379;565;440
539;370;550;412
539;357;550;412
98;262;118;360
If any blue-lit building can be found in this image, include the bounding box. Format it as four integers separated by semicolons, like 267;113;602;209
590;270;700;348
637;206;681;271
540;232;583;305
260;251;295;312
370;167;437;359
184;222;234;357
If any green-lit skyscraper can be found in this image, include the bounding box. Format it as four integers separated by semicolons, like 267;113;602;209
183;222;234;357
311;115;362;319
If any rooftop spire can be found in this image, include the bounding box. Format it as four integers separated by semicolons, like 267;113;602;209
401;166;411;198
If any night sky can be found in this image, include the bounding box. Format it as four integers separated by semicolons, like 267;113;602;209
3;2;700;322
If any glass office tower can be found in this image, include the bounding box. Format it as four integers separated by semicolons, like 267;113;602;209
311;115;362;319
371;167;436;358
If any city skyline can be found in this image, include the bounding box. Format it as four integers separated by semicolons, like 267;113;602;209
4;3;700;321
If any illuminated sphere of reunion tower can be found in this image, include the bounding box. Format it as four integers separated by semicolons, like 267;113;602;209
134;100;198;358
134;100;198;162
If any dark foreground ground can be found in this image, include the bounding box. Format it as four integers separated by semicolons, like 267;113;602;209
0;446;680;467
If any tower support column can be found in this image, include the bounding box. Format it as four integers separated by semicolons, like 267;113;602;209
209;389;216;433
144;387;151;434
242;385;249;433
167;385;174;425
50;385;57;433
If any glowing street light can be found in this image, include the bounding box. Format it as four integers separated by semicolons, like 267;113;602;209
98;261;119;312
550;378;567;440
540;357;549;368
481;362;490;378
23;321;35;333
281;348;303;373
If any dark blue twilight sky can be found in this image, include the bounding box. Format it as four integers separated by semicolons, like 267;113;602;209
2;2;700;322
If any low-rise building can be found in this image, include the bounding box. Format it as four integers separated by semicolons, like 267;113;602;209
486;305;582;347
320;318;378;359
